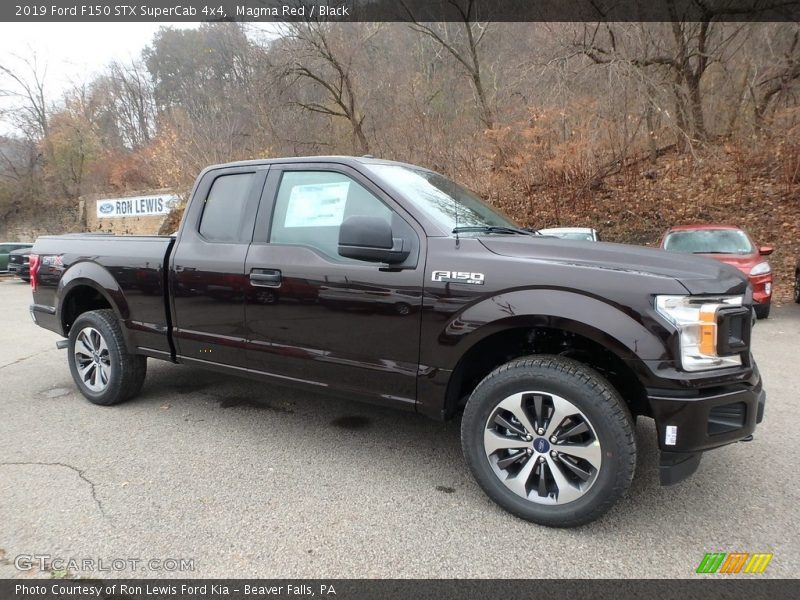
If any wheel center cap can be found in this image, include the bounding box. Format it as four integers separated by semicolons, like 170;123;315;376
533;437;550;453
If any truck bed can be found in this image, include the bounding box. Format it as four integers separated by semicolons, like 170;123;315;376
31;234;176;356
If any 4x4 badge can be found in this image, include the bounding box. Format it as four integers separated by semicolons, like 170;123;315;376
432;270;485;285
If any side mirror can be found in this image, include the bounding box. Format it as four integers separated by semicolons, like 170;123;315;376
759;245;773;256
338;216;410;264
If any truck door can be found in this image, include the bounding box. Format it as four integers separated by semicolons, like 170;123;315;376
244;163;425;409
169;165;267;366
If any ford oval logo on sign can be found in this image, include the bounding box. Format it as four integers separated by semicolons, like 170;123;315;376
98;202;115;214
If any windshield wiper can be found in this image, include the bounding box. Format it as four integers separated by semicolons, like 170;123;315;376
452;225;539;236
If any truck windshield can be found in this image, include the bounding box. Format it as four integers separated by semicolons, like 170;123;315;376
368;164;519;233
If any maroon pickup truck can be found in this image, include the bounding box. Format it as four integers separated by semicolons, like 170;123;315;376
28;156;765;526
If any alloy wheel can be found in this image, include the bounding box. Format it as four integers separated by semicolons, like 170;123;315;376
483;391;602;505
73;327;112;393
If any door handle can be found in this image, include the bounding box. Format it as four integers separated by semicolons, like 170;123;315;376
250;268;282;287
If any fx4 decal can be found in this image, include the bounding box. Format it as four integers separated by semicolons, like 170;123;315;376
431;270;485;285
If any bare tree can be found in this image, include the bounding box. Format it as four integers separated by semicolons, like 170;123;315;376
0;53;50;142
575;14;750;143
750;25;800;129
277;21;377;154
107;59;156;149
405;0;494;129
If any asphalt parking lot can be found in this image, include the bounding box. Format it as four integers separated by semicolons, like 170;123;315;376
0;276;798;579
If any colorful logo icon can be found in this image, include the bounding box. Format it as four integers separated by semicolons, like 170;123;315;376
696;552;773;574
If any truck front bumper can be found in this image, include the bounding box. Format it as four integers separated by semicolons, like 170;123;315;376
647;377;765;485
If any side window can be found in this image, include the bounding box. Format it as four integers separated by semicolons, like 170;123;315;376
270;171;393;260
198;172;255;243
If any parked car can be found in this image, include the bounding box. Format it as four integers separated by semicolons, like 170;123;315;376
29;156;764;527
660;224;773;319
7;246;33;281
0;242;33;272
538;227;600;241
795;258;800;304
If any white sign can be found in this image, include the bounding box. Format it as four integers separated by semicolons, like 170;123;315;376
96;194;179;218
665;425;677;446
284;182;349;228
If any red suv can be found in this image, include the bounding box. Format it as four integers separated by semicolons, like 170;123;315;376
660;224;773;319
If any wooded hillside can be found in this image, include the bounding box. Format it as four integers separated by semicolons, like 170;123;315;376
1;16;798;298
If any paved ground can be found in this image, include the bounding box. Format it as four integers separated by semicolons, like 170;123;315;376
0;276;798;579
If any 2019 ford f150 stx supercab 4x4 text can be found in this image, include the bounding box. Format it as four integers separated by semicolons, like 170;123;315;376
28;156;765;526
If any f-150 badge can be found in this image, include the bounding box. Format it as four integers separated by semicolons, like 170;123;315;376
432;270;485;285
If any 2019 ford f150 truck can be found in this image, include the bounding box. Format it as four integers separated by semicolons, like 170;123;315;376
28;156;765;527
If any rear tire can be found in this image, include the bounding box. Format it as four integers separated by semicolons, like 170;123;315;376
754;303;771;319
461;355;636;527
67;309;147;406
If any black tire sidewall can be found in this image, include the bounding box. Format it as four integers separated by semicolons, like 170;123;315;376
67;311;126;405
462;358;634;526
754;303;771;319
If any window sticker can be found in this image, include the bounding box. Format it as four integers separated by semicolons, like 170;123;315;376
284;181;350;228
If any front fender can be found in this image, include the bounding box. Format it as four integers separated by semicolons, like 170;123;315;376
416;288;671;420
439;288;668;364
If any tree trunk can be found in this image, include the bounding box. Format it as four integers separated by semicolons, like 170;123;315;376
686;73;706;141
352;117;370;154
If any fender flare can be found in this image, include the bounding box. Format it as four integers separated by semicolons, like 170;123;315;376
56;261;130;339
436;287;669;376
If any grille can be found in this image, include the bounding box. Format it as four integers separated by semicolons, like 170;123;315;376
708;402;747;435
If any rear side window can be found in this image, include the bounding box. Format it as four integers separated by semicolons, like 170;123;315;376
199;173;255;242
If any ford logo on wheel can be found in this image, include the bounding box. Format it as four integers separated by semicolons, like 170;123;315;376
533;438;550;453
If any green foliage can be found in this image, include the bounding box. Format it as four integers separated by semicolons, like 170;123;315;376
144;23;252;116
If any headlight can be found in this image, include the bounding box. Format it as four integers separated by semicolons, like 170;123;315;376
750;262;771;276
655;295;743;371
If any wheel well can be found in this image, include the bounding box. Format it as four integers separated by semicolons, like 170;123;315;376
444;327;648;419
61;285;112;336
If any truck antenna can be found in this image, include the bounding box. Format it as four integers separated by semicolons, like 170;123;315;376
454;196;460;248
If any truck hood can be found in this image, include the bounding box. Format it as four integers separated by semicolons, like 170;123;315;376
479;237;749;296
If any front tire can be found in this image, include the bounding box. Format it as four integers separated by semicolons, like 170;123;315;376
67;309;147;406
461;355;636;527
